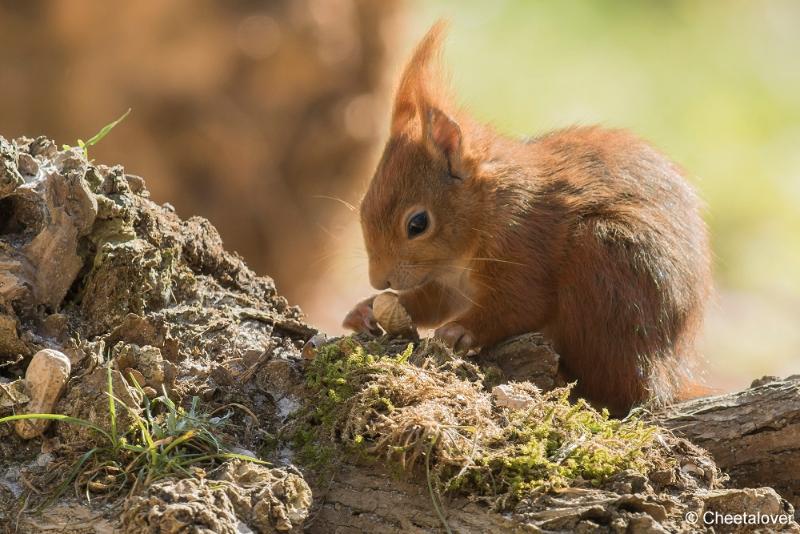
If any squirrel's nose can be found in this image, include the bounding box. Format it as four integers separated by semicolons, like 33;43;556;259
369;272;391;290
368;263;392;290
372;278;390;290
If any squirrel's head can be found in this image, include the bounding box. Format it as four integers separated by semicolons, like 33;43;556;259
360;22;484;291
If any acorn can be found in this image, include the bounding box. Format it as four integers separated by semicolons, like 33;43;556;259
372;292;415;336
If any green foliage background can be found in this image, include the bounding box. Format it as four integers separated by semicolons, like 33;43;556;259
412;0;800;387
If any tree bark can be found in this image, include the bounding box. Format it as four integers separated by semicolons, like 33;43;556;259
306;465;526;534
657;376;800;512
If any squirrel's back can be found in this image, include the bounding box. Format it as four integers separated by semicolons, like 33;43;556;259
518;126;712;412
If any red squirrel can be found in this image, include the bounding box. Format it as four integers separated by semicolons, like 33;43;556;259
343;22;712;414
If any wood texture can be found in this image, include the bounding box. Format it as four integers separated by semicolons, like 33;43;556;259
658;375;800;511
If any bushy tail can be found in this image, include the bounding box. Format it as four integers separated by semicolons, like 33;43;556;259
675;380;718;402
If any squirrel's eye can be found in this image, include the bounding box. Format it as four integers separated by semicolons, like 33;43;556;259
407;211;429;238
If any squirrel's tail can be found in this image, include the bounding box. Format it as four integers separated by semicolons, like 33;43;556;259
675;380;718;402
651;355;717;405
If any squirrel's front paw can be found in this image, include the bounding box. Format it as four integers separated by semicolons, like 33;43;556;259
434;322;476;353
342;297;381;335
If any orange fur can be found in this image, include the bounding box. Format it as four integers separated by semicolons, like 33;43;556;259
350;22;713;415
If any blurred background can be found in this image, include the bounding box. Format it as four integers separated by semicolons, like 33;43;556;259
1;0;797;392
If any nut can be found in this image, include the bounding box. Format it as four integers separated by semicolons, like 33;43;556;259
15;349;71;439
372;292;414;335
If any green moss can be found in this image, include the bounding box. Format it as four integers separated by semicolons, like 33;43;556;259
292;427;336;469
304;337;411;428
293;336;668;504
449;396;658;497
290;337;410;468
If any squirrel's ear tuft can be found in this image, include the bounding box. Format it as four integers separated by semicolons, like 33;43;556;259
423;106;465;178
390;20;448;136
390;20;468;177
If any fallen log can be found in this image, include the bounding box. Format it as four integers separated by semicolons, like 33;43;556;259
658;376;800;512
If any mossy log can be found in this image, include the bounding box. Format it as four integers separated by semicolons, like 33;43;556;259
304;376;800;534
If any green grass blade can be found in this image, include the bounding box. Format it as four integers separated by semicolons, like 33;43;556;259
217;452;271;465
84;108;130;148
176;452;270;467
161;430;197;455
106;366;118;448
